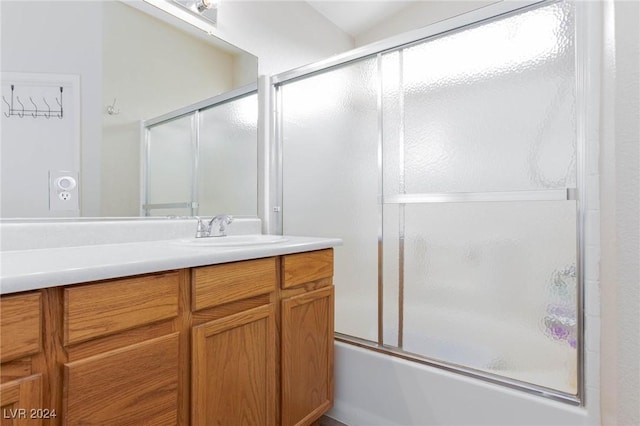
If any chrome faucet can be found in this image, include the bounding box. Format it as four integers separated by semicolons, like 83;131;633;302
195;215;234;238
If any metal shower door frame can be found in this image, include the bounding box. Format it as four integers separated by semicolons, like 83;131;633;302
271;0;596;406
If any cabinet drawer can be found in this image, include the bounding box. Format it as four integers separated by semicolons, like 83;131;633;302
282;249;334;289
193;258;277;311
64;272;180;346
0;292;42;363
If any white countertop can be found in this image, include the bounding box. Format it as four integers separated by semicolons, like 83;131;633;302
0;236;342;295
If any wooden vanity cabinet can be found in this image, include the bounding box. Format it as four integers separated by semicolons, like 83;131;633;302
0;248;335;426
281;249;335;426
0;292;45;425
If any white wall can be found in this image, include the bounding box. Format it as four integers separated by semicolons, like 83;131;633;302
1;73;81;218
355;0;497;47
1;1;103;216
600;0;640;425
214;1;354;76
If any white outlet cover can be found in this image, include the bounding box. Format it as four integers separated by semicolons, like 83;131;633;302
49;170;79;211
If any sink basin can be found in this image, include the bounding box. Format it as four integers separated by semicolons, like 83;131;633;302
176;235;289;247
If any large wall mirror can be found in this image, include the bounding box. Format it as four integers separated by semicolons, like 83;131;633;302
1;0;258;219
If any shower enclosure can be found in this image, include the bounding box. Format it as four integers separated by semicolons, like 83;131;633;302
274;0;583;403
142;86;258;217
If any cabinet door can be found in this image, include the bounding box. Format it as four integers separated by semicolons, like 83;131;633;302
192;304;276;426
64;333;180;425
281;286;334;426
0;293;41;363
0;374;43;426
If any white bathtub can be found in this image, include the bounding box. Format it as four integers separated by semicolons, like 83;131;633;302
327;341;592;426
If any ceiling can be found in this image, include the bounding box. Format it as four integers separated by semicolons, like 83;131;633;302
306;1;417;38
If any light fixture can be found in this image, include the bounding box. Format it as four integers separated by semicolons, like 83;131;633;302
142;0;218;34
195;0;214;13
174;0;218;17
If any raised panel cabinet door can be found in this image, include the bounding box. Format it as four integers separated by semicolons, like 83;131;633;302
281;286;335;426
64;333;180;425
0;293;42;363
192;304;276;426
0;374;43;426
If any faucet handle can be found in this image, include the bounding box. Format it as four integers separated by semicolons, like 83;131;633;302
195;217;210;238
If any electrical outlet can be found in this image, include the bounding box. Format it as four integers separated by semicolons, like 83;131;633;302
49;170;79;211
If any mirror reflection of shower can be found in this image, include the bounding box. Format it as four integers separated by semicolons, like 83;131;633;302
142;86;258;218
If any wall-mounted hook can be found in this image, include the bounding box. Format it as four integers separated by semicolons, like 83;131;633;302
16;96;25;118
29;97;39;118
2;96;11;118
107;98;120;115
3;84;13;118
42;97;51;119
56;87;63;119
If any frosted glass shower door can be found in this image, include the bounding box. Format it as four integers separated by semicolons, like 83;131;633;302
277;0;581;398
145;114;196;216
280;59;380;341
198;93;258;216
381;1;578;394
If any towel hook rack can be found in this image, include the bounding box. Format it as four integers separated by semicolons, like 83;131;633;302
2;84;64;119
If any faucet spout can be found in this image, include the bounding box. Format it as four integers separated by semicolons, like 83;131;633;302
195;215;234;238
208;215;234;237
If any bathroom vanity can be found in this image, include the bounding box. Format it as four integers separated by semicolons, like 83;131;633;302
0;228;339;426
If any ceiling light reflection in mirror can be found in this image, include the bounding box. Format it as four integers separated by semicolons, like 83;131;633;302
141;0;218;34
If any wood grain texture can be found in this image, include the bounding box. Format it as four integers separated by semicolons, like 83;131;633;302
64;272;179;345
31;288;65;426
64;333;180;425
66;319;175;362
282;250;334;289
280;278;333;300
0;374;42;426
281;286;334;426
0;293;41;363
192;294;271;327
175;268;192;426
192;258;276;311
192;304;276;426
0;359;32;384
